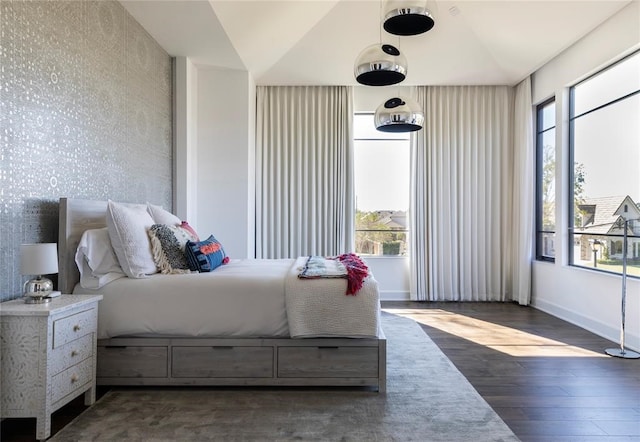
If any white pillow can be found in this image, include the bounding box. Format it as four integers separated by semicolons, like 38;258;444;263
147;203;181;226
106;200;158;278
75;228;126;289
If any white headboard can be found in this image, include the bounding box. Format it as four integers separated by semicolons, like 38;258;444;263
58;198;108;294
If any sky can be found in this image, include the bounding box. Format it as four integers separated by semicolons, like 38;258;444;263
573;51;639;202
574;96;639;201
354;139;410;212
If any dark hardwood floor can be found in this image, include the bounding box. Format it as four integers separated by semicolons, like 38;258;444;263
384;301;640;442
2;302;639;441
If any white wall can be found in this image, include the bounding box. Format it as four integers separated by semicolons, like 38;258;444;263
246;75;257;257
175;60;256;259
194;66;255;259
174;62;255;259
531;1;640;351
362;256;410;300
173;57;198;224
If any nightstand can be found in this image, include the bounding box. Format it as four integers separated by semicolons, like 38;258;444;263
0;294;103;441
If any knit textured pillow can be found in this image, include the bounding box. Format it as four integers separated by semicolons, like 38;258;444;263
185;235;228;272
148;224;197;274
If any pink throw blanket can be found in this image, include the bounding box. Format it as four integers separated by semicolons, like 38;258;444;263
331;253;369;295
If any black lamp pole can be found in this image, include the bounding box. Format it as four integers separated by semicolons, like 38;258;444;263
591;239;600;268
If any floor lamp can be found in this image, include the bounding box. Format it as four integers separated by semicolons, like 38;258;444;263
605;210;640;359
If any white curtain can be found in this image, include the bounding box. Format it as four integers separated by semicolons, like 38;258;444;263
512;77;534;305
255;86;354;258
410;83;533;302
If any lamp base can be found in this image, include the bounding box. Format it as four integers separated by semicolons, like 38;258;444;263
605;348;640;359
24;296;52;304
23;276;54;304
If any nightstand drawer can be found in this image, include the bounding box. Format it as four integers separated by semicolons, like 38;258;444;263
51;357;94;404
51;334;94;375
53;308;96;348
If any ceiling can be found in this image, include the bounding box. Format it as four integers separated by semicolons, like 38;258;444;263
120;0;632;86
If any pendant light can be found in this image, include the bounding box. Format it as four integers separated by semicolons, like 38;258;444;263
375;96;424;132
383;0;435;36
355;0;427;132
354;43;407;86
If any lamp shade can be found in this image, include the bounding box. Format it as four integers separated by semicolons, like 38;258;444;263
383;0;435;36
354;43;407;86
375;96;424;132
20;243;59;276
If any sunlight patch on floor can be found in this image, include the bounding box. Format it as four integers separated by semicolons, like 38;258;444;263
384;308;607;358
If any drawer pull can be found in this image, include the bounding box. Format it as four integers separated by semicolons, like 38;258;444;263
211;346;234;350
104;345;127;349
318;346;339;350
71;350;78;357
73;325;81;332
71;374;78;383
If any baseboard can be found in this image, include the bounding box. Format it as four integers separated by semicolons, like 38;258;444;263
379;291;410;301
532;298;640;353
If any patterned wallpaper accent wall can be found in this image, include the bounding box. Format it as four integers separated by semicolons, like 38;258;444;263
0;1;173;301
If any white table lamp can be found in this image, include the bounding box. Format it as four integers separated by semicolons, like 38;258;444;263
20;243;59;304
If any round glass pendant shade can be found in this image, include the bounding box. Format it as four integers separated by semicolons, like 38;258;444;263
375;96;424;132
354;43;407;86
383;0;435;36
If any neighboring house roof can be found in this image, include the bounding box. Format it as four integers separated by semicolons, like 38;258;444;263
376;211;407;230
577;195;639;236
613;195;640;221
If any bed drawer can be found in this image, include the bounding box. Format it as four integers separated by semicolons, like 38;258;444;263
172;346;273;378
97;346;168;378
278;346;379;378
53;308;96;349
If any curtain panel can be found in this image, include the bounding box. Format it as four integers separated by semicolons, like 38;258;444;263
410;83;533;302
255;86;354;259
512;77;534;305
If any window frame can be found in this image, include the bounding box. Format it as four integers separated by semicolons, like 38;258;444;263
353;112;410;257
567;50;640;277
535;97;556;262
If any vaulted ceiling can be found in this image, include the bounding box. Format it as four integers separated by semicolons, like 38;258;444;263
120;0;632;86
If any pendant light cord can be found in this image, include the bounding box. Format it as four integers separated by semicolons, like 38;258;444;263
379;0;383;43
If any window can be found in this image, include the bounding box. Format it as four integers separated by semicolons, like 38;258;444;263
353;113;410;256
536;98;556;261
569;51;640;277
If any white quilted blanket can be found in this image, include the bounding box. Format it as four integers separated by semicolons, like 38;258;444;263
284;256;381;338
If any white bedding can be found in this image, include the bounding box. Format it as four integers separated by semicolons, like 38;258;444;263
285;257;380;338
75;259;293;339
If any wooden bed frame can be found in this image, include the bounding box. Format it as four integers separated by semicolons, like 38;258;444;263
58;198;386;392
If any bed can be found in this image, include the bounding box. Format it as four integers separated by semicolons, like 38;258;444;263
58;198;386;391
